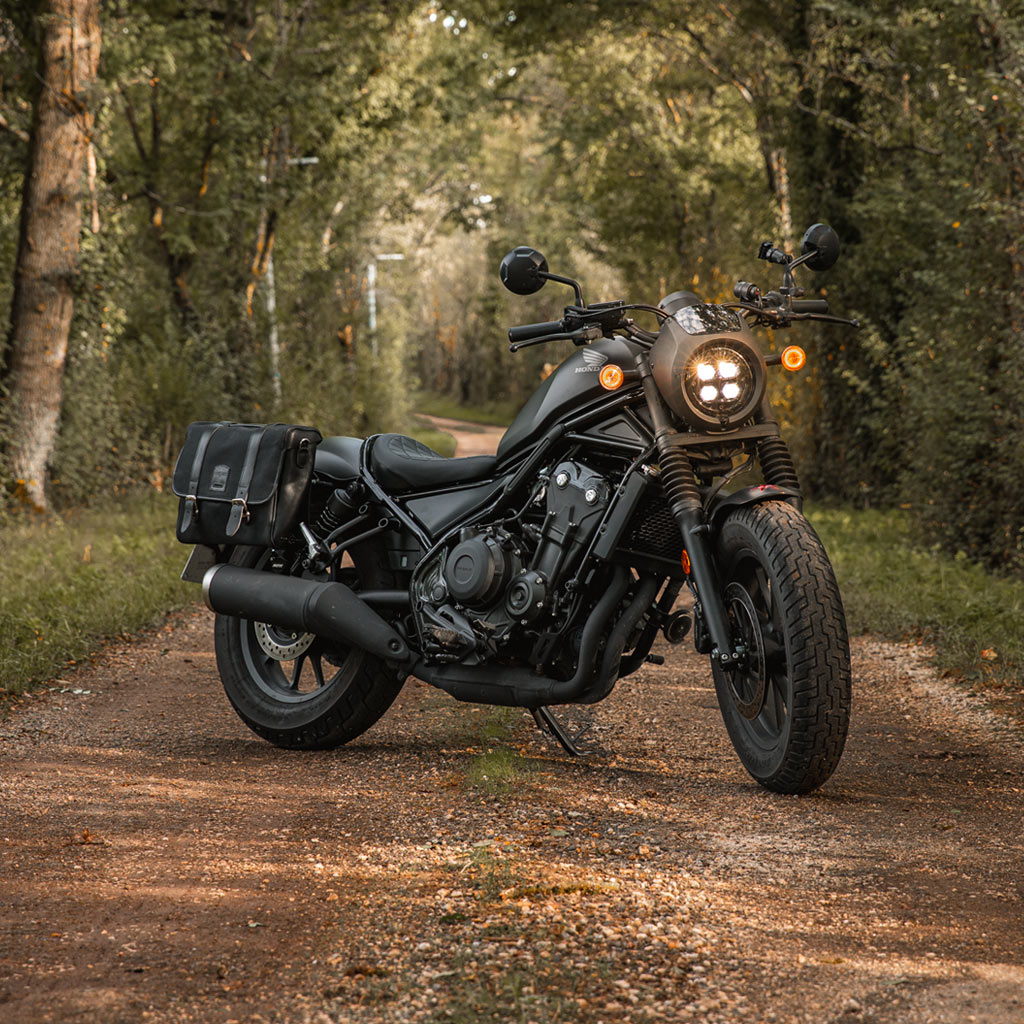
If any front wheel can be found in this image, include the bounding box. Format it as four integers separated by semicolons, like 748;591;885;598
214;543;406;749
711;501;851;793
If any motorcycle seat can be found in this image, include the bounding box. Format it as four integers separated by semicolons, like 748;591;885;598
368;433;497;491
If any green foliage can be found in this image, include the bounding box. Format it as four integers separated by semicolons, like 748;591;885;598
0;0;1021;576
771;2;1024;569
0;491;192;694
810;504;1024;685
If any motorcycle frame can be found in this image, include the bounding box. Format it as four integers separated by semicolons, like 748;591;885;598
319;346;795;684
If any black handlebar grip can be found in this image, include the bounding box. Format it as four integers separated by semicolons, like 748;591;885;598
507;319;565;343
791;299;830;314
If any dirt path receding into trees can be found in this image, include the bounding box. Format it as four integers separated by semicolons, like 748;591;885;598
1;421;1022;1024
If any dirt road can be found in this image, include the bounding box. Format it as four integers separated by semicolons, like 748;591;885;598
1;422;1022;1024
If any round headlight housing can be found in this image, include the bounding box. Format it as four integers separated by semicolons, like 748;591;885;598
649;305;766;431
683;343;756;419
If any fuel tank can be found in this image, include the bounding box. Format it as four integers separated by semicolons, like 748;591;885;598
496;336;643;463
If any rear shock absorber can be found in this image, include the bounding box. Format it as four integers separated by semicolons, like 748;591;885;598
310;482;364;541
757;435;801;493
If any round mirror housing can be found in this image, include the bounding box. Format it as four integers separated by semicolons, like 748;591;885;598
500;246;549;295
800;223;841;272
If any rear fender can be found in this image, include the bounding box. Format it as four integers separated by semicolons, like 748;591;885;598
315;435;363;481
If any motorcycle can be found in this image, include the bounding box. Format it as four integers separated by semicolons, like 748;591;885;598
174;223;855;793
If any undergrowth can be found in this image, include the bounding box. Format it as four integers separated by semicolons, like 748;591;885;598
0;490;192;694
809;505;1024;690
413;391;520;427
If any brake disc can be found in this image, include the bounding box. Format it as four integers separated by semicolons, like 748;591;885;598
723;581;767;720
253;621;316;661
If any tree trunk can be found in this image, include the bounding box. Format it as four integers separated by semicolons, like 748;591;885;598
2;0;101;511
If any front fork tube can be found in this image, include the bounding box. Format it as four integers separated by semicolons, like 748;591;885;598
675;507;738;665
637;354;740;666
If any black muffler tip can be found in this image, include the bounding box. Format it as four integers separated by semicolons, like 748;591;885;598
202;563;411;664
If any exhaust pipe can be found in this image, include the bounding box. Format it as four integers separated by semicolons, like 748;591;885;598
202;564;410;664
412;566;631;707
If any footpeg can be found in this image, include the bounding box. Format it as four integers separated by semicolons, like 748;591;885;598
530;705;593;757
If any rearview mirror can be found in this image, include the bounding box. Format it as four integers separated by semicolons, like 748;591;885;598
800;224;841;272
500;246;548;295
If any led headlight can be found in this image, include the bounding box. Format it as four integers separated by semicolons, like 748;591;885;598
683;344;756;418
649;303;766;431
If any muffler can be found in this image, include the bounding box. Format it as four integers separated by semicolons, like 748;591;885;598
202;564;410;663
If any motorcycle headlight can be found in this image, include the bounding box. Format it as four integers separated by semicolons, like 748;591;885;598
649;305;766;431
683;343;756;418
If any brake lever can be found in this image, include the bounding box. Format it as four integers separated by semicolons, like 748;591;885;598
789;312;861;328
508;325;603;353
730;303;860;330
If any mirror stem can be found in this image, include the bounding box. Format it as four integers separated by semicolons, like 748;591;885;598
540;271;585;307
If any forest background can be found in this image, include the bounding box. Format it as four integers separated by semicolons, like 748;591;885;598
0;0;1022;571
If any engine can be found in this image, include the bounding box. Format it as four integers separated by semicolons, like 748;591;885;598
414;460;611;663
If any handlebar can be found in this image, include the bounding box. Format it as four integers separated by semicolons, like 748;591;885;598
791;298;830;314
507;319;565;344
507;303;628;351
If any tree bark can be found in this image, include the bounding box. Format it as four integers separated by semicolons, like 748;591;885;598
2;0;101;511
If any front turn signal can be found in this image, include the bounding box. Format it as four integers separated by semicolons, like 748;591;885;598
599;364;625;390
781;345;806;371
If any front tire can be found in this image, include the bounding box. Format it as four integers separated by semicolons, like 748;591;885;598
711;501;851;793
214;543;406;749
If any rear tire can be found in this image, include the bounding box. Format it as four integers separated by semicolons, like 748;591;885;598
711;501;851;793
214;543;406;749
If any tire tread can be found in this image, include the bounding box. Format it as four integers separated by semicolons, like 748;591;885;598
714;501;851;793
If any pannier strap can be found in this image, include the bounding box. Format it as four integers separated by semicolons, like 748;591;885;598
226;426;269;536
178;422;222;537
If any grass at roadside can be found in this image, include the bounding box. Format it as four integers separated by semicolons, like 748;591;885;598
0;490;193;695
409;426;456;458
0;423;457;697
810;506;1024;696
3;484;1022;712
413;391;520;427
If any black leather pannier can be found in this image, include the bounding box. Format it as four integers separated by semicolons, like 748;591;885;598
172;422;322;547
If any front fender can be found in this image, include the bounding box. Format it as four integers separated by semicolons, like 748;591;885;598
708;484;802;533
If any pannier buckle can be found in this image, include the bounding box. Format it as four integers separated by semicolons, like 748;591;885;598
227;497;250;536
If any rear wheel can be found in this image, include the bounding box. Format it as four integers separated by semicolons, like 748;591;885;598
214;542;406;749
711;501;851;793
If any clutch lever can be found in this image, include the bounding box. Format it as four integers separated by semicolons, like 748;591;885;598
508;325;603;353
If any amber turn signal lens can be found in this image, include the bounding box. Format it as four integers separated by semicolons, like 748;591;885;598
599;364;625;390
781;345;806;371
681;549;691;575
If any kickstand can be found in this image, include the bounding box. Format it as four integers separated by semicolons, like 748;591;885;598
530;706;593;757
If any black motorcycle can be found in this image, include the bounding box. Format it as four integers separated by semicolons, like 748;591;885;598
174;224;854;793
